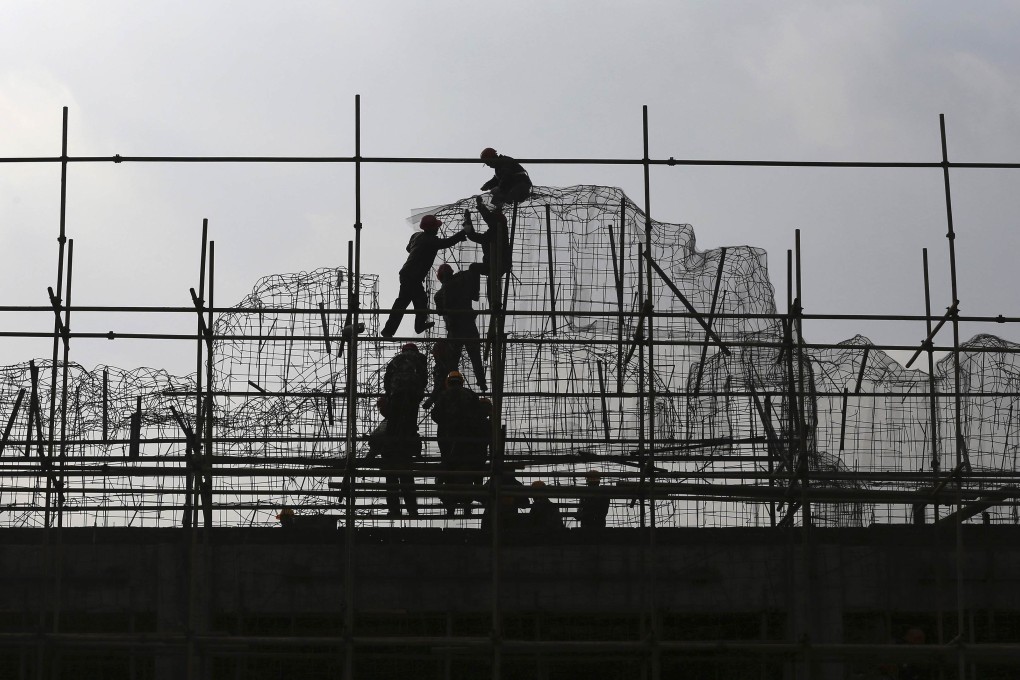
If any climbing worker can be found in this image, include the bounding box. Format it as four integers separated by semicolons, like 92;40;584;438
577;470;611;529
434;263;487;392
424;339;460;409
430;370;489;516
465;199;512;277
527;480;565;530
479;147;532;208
384;343;429;435
367;397;421;518
381;214;466;338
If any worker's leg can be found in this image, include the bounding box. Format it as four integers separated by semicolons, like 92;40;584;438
381;275;416;337
455;322;486;391
408;280;434;333
384;473;402;516
400;471;418;517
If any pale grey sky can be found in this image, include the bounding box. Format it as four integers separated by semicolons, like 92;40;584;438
1;1;1018;375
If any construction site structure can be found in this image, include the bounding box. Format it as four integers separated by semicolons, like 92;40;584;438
0;102;1018;678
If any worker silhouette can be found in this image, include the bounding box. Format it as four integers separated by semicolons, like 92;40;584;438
479;147;532;209
434;263;486;392
381;214;466;338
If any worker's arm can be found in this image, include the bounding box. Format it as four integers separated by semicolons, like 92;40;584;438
480;175;499;191
435;230;467;249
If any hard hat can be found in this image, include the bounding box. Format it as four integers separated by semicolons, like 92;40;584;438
585;470;602;484
478;397;492;412
480;147;497;160
401;342;418;353
531;480;546;488
420;214;442;232
437;263;454;281
376;396;389;416
445;370;464;388
431;340;449;358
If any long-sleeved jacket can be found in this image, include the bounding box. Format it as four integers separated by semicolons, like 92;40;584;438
480;155;531;193
399;230;465;281
434;270;480;327
467;202;511;274
430;384;488;463
528;497;565;530
384;349;428;397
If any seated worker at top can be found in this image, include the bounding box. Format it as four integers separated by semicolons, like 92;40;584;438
479;147;532;209
381;214;466;338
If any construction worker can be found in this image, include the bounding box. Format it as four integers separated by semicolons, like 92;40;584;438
527;480;565;530
577;470;611;529
368;397;420;518
424;339;459;409
275;506;295;527
381;214;466;338
384;343;428;435
430;370;489;516
479;147;532;209
481;468;530;531
434;263;487;392
465;198;512;278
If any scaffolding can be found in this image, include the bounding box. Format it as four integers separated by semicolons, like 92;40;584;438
1;101;1019;677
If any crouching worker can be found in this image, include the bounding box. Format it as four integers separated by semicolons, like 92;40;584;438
481;469;530;531
527;480;565;530
479;147;532;208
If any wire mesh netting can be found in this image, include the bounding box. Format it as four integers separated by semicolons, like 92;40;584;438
0;185;1017;528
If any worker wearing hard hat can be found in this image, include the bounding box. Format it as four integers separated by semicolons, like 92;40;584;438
381;214;466;338
479;147;532;209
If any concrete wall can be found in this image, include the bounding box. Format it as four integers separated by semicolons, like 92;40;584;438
0;526;1016;678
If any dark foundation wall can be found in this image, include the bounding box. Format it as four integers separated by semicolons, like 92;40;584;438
0;526;1017;679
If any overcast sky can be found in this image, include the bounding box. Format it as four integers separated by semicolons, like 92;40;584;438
1;1;1018;376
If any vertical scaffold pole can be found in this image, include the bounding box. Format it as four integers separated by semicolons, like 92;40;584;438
921;248;947;651
636;245;646;530
343;240;356;680
544;204;557;334
57;239;74;529
36;106;70;680
939;113;967;679
204;240;215;528
641;104;660;680
618;196;626;395
922;250;940;487
46;107;70;530
795;230;809;528
343;93;364;680
489;180;509;680
185;218;209;680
